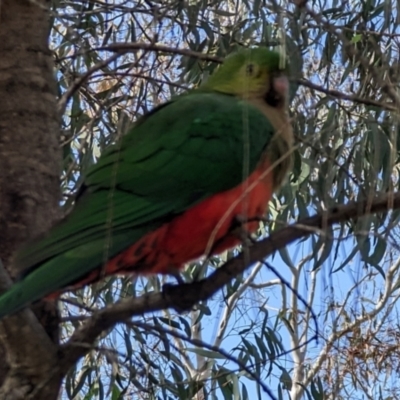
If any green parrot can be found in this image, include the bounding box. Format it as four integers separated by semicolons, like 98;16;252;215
0;47;294;318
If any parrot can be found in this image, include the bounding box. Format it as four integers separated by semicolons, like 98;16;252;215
0;47;294;318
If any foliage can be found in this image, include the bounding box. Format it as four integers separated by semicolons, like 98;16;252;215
49;0;400;399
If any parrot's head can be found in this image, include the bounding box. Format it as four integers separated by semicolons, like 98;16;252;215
203;47;289;109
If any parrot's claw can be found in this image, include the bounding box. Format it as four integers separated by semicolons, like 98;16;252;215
232;214;258;246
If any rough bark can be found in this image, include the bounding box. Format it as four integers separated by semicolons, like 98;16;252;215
0;0;62;398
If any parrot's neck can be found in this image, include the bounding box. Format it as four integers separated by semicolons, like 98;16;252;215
247;97;294;190
247;97;293;147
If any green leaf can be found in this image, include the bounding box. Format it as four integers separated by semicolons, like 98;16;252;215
351;34;363;43
187;348;225;359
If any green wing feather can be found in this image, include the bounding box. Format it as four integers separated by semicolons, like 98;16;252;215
0;92;276;317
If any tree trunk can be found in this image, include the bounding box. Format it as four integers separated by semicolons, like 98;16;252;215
0;0;62;398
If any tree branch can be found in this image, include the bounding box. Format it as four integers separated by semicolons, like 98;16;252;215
298;78;398;112
94;42;223;63
59;191;400;371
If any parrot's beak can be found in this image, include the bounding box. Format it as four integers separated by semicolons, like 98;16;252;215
272;75;289;98
265;75;289;107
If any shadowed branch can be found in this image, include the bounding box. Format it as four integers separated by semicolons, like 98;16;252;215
59;191;400;371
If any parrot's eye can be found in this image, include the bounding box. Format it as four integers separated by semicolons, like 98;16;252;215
246;64;255;75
